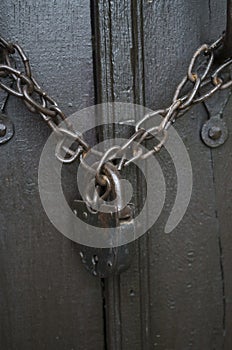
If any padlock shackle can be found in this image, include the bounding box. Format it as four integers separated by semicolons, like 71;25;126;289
103;162;132;220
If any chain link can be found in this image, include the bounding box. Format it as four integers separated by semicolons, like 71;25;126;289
0;35;232;188
0;36;90;163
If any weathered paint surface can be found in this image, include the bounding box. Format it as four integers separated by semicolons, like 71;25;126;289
1;1;231;349
0;1;104;349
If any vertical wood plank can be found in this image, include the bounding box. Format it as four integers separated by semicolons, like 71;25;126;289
142;0;225;349
94;0;228;349
0;1;104;349
93;1;145;349
211;95;232;349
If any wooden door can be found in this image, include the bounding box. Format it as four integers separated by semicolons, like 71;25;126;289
0;1;104;349
1;1;232;349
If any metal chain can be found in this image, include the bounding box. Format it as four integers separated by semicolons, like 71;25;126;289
102;35;232;168
1;35;232;188
0;36;90;163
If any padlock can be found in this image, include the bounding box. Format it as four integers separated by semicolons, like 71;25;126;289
72;162;135;278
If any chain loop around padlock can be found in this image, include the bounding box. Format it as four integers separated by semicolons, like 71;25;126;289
82;160;132;219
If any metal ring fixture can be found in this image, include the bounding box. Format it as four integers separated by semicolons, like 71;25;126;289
201;116;228;148
0;113;14;144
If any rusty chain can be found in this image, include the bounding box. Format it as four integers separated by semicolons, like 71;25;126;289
0;35;232;194
0;36;90;164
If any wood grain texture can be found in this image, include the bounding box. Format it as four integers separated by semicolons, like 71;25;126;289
93;1;146;349
1;0;232;349
0;1;104;349
211;94;232;350
94;0;230;349
142;1;225;349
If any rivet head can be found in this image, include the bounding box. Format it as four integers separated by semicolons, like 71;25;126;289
208;126;222;140
0;123;7;137
201;116;228;148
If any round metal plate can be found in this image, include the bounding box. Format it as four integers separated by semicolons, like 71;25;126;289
0;113;14;144
201;117;228;148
